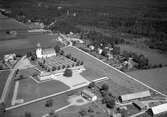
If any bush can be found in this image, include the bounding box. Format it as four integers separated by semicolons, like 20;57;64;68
63;69;72;77
79;109;87;116
45;99;53;108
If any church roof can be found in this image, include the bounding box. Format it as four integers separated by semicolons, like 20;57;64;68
42;48;56;55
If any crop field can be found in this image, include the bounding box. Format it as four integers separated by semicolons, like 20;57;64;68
128;67;167;95
0;70;10;98
63;46;156;93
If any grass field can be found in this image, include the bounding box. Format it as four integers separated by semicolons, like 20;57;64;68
16;78;70;103
0;70;10;98
128;67;167;95
63;46;149;93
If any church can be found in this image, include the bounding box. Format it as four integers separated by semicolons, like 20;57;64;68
36;43;56;59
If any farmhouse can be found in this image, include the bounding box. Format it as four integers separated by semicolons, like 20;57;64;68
119;90;151;102
81;89;97;101
4;53;16;62
148;103;167;116
36;43;56;59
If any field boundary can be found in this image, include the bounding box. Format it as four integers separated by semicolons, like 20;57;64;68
70;46;167;98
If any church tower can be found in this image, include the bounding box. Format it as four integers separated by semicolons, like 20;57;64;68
36;43;42;58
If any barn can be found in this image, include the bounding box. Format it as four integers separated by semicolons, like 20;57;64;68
119;90;151;102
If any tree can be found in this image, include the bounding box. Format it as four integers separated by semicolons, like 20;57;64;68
62;65;66;69
103;95;115;109
113;46;120;55
52;66;56;71
59;50;64;55
79;108;87;116
31;55;37;61
24;111;32;117
49;109;58;117
54;45;60;53
80;61;84;65
45;99;53;108
88;82;95;89
26;51;33;58
0;65;3;70
101;83;109;92
63;69;72;77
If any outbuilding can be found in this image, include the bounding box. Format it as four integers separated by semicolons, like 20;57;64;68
133;100;147;110
148;103;167;116
119;90;151;102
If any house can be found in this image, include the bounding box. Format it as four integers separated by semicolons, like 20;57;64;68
81;89;97;101
36;43;56;59
4;54;16;62
119;90;151;102
148;103;167;116
97;48;103;55
89;45;95;50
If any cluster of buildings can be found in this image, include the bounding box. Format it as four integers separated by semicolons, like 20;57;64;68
119;90;167;116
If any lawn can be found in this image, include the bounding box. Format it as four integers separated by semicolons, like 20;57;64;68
0;70;10;98
128;67;167;95
16;78;70;102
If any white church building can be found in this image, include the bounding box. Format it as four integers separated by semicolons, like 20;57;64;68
36;43;56;59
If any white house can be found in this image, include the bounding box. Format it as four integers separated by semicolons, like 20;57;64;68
97;48;103;55
81;89;97;101
36;43;56;59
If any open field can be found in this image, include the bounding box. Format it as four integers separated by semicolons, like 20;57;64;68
0;70;10;98
0;13;29;40
63;46;151;93
16;78;70;103
128;67;167;96
118;44;167;65
0;33;63;57
4;93;70;117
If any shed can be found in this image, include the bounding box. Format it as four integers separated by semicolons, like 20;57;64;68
119;90;151;102
133;100;147;110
